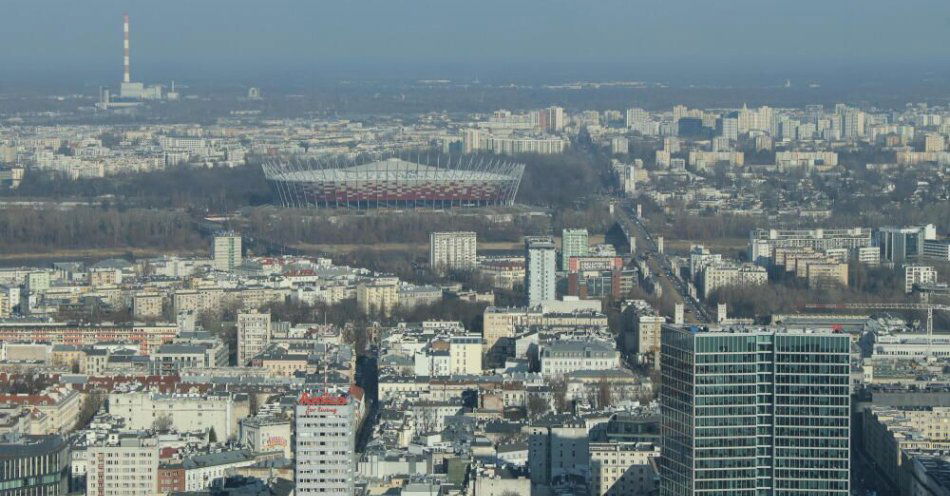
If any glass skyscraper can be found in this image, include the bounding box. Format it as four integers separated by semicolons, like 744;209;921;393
660;325;850;496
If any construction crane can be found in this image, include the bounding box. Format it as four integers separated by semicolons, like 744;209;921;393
803;302;950;342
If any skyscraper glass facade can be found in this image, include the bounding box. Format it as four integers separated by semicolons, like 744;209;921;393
660;325;850;496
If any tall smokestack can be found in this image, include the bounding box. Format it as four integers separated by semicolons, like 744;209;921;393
123;13;131;83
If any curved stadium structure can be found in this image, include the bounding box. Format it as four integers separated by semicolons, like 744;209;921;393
262;155;525;209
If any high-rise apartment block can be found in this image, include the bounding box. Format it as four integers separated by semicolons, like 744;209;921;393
905;265;938;294
87;434;159;496
237;310;270;365
660;325;850;495
212;233;242;272
561;228;589;271
429;231;477;274
525;236;556;306
295;390;358;496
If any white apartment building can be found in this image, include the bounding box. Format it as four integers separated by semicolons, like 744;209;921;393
108;392;246;440
905;265;938;294
237;310;271;365
525;237;556;307
429;232;477;273
540;340;620;377
749;227;873;265
589;442;660;496
87;434;158;496
449;334;483;375
212;233;242;272
295;390;358;496
700;263;768;298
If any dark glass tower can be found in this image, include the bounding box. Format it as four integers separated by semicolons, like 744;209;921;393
660;325;850;496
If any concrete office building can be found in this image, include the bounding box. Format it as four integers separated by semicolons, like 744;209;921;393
878;225;937;264
212;233;242;272
525;237;557;306
295;390;359;496
0;435;69;496
561;228;589;271
922;239;950;262
660;325;850;495
429;231;477;274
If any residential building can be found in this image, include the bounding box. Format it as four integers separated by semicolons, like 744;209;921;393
132;292;164;320
805;262;849;288
429;232;477;274
87;434;158;496
540;340;620;377
905;265;938;294
660;325;851;495
108;392;247;440
213;233;242;272
749;228;872;265
699;263;767;298
561;229;590;271
589;442;659;496
525;237;556;306
356;280;399;316
635;315;666;356
240;415;293;460
449;334;483;375
237;310;271;365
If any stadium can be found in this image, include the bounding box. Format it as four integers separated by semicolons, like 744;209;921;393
262;155;525;209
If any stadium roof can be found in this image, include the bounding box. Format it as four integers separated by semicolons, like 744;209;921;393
270;157;517;182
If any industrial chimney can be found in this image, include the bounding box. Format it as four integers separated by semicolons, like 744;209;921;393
123;13;131;83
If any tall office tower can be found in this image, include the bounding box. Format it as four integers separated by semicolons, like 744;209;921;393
87;434;159;496
561;228;590;271
660;325;850;496
429;231;477;274
525;236;556;306
212;232;242;271
237;310;270;365
295;390;358;496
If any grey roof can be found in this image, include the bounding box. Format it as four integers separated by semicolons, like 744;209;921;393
181;449;255;469
0;435;66;460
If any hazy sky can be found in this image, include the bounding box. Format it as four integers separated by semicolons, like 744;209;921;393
4;0;950;85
